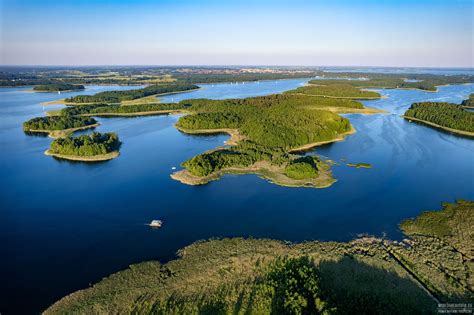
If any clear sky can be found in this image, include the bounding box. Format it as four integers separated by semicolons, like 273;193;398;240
0;0;472;67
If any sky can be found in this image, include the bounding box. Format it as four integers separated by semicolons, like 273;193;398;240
0;0;472;67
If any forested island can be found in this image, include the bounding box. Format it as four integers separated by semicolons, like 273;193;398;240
46;132;121;161
45;200;474;314
33;84;85;92
403;102;474;137
23;116;98;138
288;83;382;99
64;83;199;104
170;92;375;188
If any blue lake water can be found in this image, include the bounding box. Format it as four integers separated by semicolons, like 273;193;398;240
1;79;473;314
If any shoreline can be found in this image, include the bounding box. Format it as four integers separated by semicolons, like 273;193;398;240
289;126;356;153
175;126;244;146
402;116;474;137
45;150;119;162
78;109;185;117
171;160;336;188
25;123;100;138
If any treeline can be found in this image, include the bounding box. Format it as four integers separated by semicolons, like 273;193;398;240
33;84;84;92
404;102;474;132
461;94;473;107
61;103;187;116
23;116;97;131
64;83;198;103
49;132;120;156
291;83;381;98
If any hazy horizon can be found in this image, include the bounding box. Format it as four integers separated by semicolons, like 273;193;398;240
1;0;473;67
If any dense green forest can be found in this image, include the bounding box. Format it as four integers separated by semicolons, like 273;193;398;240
288;83;381;98
33;84;84;92
49;132;120;156
23;116;97;131
404;102;474;132
61;103;187;116
284;156;321;179
175;94;352;178
64;83;198;103
46;200;474;314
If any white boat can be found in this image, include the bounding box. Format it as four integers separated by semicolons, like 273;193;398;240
149;220;163;227
171;166;176;170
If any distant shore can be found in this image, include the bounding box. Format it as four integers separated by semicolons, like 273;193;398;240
45;150;119;162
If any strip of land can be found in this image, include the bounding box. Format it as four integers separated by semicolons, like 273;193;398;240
45;149;119;162
403;116;474;137
26;123;99;138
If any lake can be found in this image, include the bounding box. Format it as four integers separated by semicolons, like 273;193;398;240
1;79;473;314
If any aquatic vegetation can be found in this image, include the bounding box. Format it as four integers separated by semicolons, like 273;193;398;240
47;200;473;314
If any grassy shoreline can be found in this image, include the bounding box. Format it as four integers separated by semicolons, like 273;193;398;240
44;149;119;162
403;115;474;137
175;126;245;146
171;159;336;188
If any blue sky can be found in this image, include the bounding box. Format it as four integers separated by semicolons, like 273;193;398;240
0;0;472;66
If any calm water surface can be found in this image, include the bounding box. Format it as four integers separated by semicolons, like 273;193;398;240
1;79;473;314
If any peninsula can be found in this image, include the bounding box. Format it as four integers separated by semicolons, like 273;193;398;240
403;101;474;137
45;200;474;314
23;116;98;138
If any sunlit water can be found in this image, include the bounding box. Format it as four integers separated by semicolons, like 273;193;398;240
1;79;473;313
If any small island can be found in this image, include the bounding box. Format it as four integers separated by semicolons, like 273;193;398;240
23;116;98;138
347;162;372;168
403;102;474;137
33;84;85;92
45;200;474;314
461;93;474;109
46;132;121;162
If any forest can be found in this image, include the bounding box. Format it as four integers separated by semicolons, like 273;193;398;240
23;116;97;131
49;132;120;156
288;83;381;98
176;94;352;178
64;83;198;103
46;200;474;314
61;103;187;116
33;84;85;92
404;102;474;132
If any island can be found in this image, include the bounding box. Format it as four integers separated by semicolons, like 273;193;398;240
33;84;85;92
46;132;121;162
23;116;98;138
287;82;382;99
45;200;473;314
63;83;199;104
347;162;372;168
170;92;374;188
403;102;474;137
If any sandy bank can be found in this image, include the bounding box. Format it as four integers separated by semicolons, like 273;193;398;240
403;116;474;137
45;150;119;162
